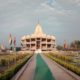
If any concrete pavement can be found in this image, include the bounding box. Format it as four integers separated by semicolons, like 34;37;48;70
12;53;80;80
18;55;36;80
41;54;80;80
34;54;55;80
11;55;36;80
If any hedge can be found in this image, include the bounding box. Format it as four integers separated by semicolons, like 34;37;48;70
0;54;32;80
45;53;80;76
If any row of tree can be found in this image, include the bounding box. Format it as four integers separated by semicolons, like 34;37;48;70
70;40;80;49
57;40;80;50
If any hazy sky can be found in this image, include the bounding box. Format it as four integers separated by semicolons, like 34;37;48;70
0;0;80;47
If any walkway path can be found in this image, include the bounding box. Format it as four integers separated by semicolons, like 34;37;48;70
17;55;36;80
34;54;55;80
12;53;80;80
41;54;78;80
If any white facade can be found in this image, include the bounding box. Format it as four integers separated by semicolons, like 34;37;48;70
21;23;56;51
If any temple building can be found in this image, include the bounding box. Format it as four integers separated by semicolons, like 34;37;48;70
21;23;56;51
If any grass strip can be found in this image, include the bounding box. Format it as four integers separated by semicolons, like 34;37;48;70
34;54;55;80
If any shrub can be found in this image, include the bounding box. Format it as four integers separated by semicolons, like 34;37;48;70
0;54;32;80
44;53;80;76
1;59;7;66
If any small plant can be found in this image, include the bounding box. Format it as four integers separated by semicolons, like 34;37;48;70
44;53;80;76
0;53;33;80
1;59;7;66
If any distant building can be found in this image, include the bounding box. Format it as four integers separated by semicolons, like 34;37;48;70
21;23;56;51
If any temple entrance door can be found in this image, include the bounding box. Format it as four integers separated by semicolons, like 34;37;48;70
36;41;40;49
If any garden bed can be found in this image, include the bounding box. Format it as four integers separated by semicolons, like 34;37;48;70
0;53;33;80
44;53;80;76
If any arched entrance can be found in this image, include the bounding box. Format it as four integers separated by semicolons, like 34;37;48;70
36;38;41;50
36;41;40;49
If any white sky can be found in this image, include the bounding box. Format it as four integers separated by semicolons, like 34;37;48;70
0;0;80;47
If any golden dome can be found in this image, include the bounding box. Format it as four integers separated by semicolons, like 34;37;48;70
34;24;43;35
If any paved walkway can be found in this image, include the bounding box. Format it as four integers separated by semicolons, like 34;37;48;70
18;55;36;80
12;53;80;80
34;54;55;80
41;54;78;80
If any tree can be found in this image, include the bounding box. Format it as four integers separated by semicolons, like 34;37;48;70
57;45;63;50
70;40;80;49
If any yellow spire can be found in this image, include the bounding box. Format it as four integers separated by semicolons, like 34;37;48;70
34;23;43;35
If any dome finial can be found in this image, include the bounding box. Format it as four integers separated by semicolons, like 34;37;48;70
34;17;43;35
34;24;43;34
38;16;39;24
